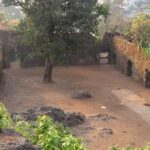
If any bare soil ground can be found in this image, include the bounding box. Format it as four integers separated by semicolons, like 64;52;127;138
0;63;150;150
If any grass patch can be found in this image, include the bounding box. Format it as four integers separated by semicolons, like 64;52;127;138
143;48;150;56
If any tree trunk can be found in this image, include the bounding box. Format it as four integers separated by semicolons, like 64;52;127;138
44;58;54;83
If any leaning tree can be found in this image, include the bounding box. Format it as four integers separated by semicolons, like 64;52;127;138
2;0;108;83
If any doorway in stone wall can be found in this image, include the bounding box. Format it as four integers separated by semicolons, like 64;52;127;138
112;53;116;64
127;60;132;76
99;52;109;64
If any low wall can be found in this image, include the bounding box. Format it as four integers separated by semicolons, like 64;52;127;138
0;38;3;78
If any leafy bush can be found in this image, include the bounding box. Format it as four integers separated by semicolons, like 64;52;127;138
15;120;34;141
34;116;87;150
0;103;13;132
125;13;150;49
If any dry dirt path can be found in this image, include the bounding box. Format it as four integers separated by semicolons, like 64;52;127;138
0;63;150;150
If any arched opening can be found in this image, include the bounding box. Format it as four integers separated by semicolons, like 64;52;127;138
112;53;116;64
99;52;109;64
127;60;132;76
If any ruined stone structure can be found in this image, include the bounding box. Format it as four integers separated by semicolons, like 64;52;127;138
0;30;19;68
103;33;150;84
0;37;3;78
0;30;43;68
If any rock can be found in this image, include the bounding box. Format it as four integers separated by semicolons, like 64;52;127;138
48;108;66;122
91;114;117;121
72;90;92;99
100;128;113;135
0;129;39;150
144;103;150;107
12;106;85;127
65;113;86;127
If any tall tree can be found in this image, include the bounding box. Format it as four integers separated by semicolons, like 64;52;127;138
2;0;107;83
97;0;127;39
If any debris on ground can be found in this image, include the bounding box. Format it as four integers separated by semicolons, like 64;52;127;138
72;90;92;99
90;114;117;121
12;106;86;127
101;106;107;109
99;128;113;137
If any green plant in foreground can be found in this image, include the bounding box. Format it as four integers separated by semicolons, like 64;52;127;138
110;145;150;150
15;120;34;142
0;103;13;132
34;115;87;150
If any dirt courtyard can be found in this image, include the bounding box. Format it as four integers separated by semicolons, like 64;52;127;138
0;63;150;150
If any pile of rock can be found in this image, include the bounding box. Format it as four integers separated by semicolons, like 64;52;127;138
12;106;86;127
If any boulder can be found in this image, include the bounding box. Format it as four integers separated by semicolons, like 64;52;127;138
99;128;113;136
72;90;92;99
90;114;117;121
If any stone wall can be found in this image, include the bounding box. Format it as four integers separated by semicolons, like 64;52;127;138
0;38;3;77
0;30;19;68
103;33;150;83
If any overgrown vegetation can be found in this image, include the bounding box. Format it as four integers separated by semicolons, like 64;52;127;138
0;103;12;132
0;103;87;150
125;13;150;55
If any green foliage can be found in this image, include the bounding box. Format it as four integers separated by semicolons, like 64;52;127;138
62;135;85;150
15;120;35;142
15;115;87;150
0;10;6;23
3;0;107;61
96;3;110;22
110;145;150;150
0;103;13;131
143;48;150;56
125;13;150;48
34;116;87;150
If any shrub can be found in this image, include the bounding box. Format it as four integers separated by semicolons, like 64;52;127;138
0;103;13;132
34;115;87;150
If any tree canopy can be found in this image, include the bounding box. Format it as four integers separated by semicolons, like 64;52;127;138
125;13;150;47
2;0;108;82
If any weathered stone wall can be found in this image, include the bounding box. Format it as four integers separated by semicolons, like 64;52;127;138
0;30;19;68
0;38;3;77
113;36;149;82
103;33;150;83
